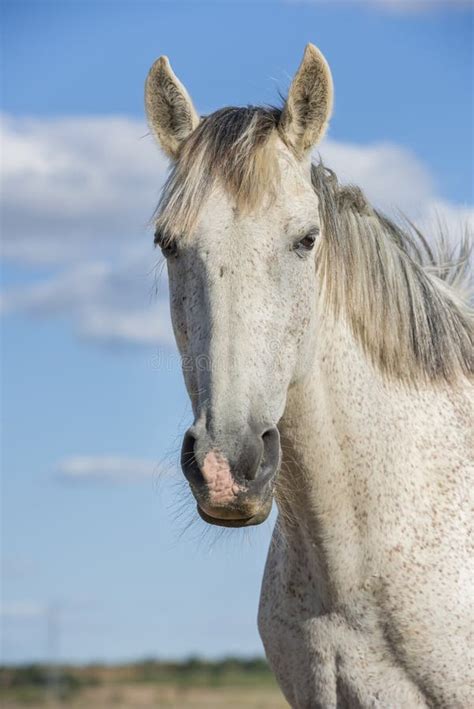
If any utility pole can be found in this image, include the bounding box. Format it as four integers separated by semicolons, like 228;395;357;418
46;602;61;706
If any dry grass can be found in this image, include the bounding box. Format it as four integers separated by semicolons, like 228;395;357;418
0;660;289;708
1;682;289;708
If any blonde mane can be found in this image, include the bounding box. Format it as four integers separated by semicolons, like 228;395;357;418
154;106;473;385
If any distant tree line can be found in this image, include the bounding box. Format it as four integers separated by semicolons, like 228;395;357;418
0;656;274;691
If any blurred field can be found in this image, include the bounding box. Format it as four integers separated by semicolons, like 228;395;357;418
0;658;289;708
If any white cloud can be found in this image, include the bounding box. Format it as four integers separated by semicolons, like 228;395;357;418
56;455;162;483
79;302;173;347
1;602;46;619
318;139;435;216
1;113;472;348
318;139;474;248
285;0;471;12
1;114;175;347
368;0;471;12
0;248;174;347
1;114;167;265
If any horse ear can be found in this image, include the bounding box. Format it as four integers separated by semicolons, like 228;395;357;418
279;43;334;159
145;56;200;159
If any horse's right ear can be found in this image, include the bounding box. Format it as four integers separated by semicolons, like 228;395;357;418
279;44;333;160
145;56;200;159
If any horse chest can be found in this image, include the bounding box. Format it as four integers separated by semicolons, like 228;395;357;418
259;509;472;708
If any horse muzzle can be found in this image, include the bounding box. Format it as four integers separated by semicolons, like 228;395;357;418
180;424;280;528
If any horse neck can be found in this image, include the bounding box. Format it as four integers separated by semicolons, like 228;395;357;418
276;314;461;588
278;315;387;526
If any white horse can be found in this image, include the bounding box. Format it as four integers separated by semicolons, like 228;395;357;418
145;45;473;707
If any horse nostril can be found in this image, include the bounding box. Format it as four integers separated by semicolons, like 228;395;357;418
236;426;280;482
182;429;196;461
260;426;281;479
181;430;204;486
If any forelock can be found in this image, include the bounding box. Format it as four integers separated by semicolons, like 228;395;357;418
154;106;282;238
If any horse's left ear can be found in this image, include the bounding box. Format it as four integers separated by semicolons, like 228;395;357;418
279;43;334;159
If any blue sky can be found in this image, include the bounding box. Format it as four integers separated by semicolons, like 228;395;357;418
1;0;473;663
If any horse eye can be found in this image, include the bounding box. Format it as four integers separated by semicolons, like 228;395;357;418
294;228;319;256
154;229;178;258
